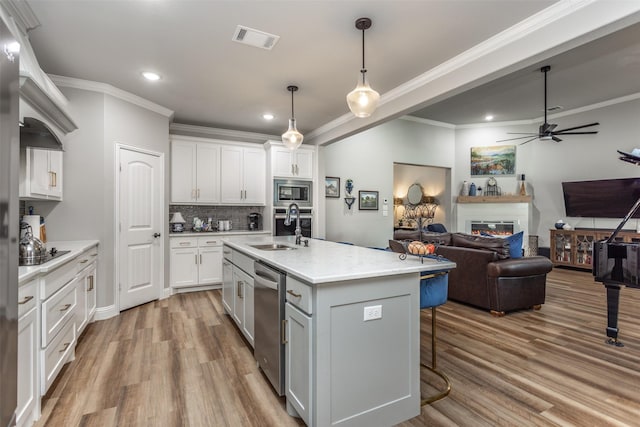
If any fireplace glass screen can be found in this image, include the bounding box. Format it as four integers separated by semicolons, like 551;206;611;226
470;221;514;236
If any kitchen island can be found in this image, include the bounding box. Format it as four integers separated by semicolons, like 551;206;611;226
222;235;455;427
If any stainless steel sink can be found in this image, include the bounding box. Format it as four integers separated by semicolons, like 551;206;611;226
249;243;297;251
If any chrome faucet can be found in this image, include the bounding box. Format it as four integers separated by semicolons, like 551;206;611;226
284;202;302;245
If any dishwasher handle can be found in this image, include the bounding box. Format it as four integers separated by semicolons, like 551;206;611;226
254;270;279;290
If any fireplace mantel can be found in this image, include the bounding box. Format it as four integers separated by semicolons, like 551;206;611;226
457;195;532;203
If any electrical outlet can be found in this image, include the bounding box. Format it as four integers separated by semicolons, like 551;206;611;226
363;305;382;321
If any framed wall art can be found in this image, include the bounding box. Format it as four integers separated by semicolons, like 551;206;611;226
358;190;379;210
325;176;340;198
470;145;515;176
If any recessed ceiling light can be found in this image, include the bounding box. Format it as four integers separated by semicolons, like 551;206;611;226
262;113;274;121
142;71;161;81
485;114;494;121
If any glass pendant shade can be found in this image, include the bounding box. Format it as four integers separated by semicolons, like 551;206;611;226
347;77;380;118
282;118;303;150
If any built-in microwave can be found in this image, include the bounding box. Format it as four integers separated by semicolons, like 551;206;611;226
274;179;312;207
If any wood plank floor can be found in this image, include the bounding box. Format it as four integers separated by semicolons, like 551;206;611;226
37;268;640;427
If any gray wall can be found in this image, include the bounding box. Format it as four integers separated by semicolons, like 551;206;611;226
32;87;170;309
454;97;640;247
322;119;455;248
322;97;640;249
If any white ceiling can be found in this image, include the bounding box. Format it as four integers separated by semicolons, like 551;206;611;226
19;1;640;142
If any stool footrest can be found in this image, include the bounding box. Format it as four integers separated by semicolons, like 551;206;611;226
420;363;451;406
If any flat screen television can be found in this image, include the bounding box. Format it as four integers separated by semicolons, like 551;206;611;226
562;178;640;218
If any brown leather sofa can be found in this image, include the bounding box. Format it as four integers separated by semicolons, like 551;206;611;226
392;230;553;316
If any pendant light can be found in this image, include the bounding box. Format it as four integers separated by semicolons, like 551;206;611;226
346;17;380;118
282;85;303;150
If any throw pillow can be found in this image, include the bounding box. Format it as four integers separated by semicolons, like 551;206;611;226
481;231;523;259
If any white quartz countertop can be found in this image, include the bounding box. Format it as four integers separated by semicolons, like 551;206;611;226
223;236;455;285
19;240;99;284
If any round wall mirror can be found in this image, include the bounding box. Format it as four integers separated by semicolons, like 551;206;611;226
406;183;423;206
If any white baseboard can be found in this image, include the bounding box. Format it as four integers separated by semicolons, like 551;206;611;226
161;287;172;299
171;284;222;294
93;304;118;321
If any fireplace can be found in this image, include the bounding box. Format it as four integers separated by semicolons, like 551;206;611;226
469;220;515;236
456;197;531;241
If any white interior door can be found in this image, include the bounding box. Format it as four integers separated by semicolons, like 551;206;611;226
119;147;163;311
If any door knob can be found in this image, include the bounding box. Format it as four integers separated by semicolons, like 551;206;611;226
153;232;161;238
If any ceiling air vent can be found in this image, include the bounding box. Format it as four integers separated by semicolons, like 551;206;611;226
232;25;280;50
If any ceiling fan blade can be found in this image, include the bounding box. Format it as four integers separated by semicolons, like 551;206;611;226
497;135;543;142
554;131;599;135
519;136;540;146
552;136;562;142
553;122;599;133
504;132;539;135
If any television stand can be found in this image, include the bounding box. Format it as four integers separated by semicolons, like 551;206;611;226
550;228;640;271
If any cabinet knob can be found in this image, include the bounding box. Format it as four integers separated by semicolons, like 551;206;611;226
153;233;161;238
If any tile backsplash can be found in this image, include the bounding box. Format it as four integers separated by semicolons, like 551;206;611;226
169;205;265;232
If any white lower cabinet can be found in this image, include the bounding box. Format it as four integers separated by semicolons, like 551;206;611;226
285;302;313;426
221;244;255;347
170;236;223;289
222;254;233;314
76;261;97;335
17;279;39;427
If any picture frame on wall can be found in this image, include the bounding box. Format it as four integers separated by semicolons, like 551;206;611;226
358;190;379;210
470;145;516;176
325;176;340;198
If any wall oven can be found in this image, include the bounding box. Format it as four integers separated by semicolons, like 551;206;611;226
274;208;312;238
274;179;312;207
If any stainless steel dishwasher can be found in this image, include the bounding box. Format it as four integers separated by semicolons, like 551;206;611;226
253;261;286;396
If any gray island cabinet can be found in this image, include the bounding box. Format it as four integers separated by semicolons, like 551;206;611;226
222;236;455;427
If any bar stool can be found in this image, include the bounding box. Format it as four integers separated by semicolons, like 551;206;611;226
419;270;451;405
388;240;451;405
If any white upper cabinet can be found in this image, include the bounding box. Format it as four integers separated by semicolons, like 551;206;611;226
171;136;265;206
170;137;220;204
271;146;314;179
20;147;63;200
220;145;266;205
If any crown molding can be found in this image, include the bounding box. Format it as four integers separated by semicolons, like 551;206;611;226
49;75;175;119
170;122;278;145
2;0;40;34
398;116;456;129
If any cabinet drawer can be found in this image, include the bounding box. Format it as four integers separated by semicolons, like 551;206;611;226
286;276;312;315
76;246;98;273
18;279;38;317
41;258;78;300
223;245;233;261
198;236;222;247
232;249;254;276
171;237;197;249
42;278;77;348
42;317;75;395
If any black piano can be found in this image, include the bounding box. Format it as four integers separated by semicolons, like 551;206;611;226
593;192;640;347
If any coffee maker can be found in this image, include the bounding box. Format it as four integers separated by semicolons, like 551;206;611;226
248;213;262;231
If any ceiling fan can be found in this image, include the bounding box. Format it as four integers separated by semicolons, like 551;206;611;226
497;65;599;145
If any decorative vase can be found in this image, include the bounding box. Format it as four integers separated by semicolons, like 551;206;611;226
345;179;354;195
